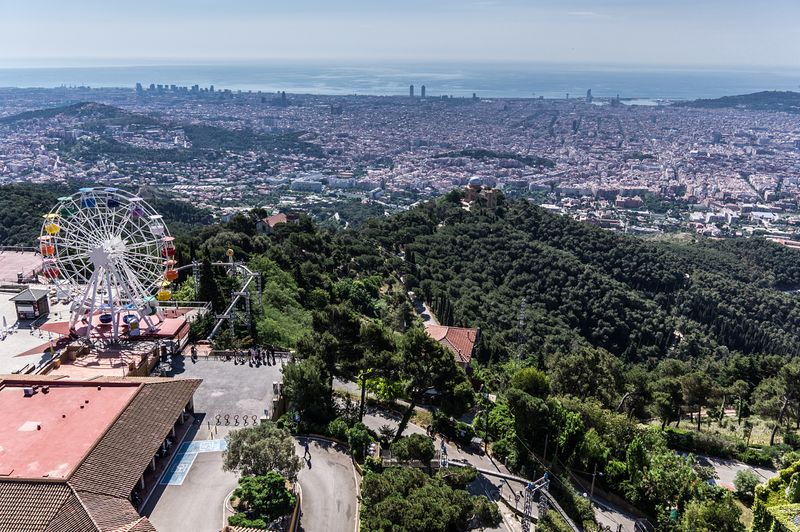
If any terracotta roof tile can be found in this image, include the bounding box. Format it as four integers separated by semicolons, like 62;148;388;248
69;379;200;498
74;491;145;531
0;481;96;532
424;324;479;365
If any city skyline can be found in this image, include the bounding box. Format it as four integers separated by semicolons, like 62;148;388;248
2;0;800;68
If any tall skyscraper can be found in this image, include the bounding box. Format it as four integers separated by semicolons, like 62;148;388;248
586;89;593;103
409;84;415;98
421;85;426;98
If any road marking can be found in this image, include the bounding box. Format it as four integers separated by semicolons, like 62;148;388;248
161;451;198;485
161;439;228;486
182;438;228;453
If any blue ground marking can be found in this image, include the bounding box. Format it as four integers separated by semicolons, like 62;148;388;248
184;439;228;453
160;440;228;486
161;452;197;486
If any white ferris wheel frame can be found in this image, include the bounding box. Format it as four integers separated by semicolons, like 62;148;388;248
39;187;175;343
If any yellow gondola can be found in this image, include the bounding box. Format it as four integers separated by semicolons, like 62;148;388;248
156;289;172;301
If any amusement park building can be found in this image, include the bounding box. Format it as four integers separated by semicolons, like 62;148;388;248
0;375;200;531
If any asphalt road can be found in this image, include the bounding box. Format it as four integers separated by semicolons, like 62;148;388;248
295;438;358;532
695;453;777;490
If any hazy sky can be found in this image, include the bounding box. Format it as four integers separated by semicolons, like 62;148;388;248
1;0;799;67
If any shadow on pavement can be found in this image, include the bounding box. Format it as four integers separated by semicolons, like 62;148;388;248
141;413;205;517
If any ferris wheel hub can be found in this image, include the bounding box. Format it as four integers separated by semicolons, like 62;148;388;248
89;236;127;268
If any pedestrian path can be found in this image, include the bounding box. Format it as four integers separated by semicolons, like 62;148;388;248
160;439;228;486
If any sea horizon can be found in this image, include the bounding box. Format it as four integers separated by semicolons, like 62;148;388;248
0;61;798;100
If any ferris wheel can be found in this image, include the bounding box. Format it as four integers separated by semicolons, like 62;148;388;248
39;187;178;343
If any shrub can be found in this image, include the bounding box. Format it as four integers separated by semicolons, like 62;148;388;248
780;450;800;469
663;427;734;458
362;455;383;474
788;472;800;503
739;448;774;468
346;422;373;460
326;417;349;441
537;509;574;532
275;412;298;434
784;431;800;450
228;513;267;529
734;470;760;501
377;424;396;444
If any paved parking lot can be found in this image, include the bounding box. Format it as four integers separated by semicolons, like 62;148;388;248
168;353;286;420
145;355;287;532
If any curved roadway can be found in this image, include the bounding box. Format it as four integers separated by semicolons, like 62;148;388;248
295;437;358;532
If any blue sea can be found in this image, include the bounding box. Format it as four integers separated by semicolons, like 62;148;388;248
0;62;798;100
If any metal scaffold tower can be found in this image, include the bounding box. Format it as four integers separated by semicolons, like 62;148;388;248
175;251;261;341
521;473;551;532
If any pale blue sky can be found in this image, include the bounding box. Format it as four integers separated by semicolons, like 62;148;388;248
1;0;798;67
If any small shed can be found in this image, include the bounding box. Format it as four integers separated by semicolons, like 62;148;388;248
10;287;50;320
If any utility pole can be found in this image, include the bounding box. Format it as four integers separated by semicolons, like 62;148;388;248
483;391;489;454
590;462;598;501
517;298;527;367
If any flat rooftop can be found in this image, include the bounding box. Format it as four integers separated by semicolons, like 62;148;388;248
0;250;40;282
0;380;139;480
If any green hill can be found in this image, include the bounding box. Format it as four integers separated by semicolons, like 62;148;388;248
675;91;800;113
360;191;800;365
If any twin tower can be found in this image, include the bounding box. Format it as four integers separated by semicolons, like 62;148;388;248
409;84;426;98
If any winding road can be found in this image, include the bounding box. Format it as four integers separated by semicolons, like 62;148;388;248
294;437;359;532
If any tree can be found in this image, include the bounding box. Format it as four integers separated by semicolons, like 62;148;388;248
282;356;334;427
229;472;296;526
576;428;610;470
733;470;759;501
506;388;550;443
346;422;373;460
360;466;501;531
653;377;683;429
394;327;466;440
679;491;744;532
439;380;475;419
681;372;715;432
753;362;800;445
729;379;750;425
509;366;550;398
548;346;623;408
197;258;224;310
391;434;436;463
223;421;301;480
357;321;399;420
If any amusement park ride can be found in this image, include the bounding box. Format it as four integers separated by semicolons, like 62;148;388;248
39;188;178;344
37;187;259;348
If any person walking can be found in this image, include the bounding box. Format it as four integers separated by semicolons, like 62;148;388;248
303;439;311;459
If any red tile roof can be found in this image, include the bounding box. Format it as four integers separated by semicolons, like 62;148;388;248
264;213;288;228
424;324;480;365
0;376;200;531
